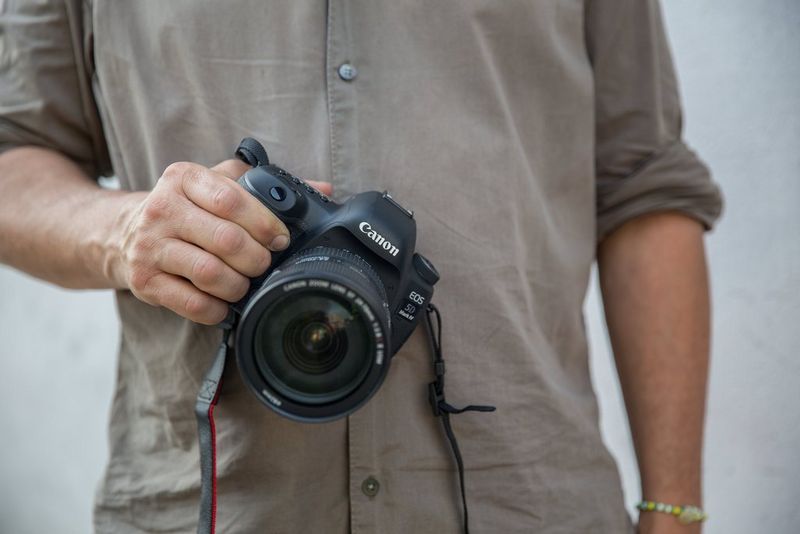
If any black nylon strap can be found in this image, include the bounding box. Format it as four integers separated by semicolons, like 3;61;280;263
195;328;231;534
425;304;496;534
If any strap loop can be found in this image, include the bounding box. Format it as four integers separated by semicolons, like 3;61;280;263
235;137;270;167
424;303;496;534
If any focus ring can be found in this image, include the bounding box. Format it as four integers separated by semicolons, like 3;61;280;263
269;246;389;315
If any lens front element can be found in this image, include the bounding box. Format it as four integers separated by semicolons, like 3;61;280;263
296;320;337;370
254;290;372;404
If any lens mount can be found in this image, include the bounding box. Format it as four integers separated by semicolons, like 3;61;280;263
235;247;391;423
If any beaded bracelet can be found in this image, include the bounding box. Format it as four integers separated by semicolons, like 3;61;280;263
636;500;708;524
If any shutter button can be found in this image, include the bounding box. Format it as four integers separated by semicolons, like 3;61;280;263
338;63;358;81
361;476;380;497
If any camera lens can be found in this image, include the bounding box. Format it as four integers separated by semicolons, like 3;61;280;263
235;246;391;422
253;290;372;403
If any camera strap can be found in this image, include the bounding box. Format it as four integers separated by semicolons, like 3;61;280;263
424;303;496;534
194;305;495;534
195;325;232;534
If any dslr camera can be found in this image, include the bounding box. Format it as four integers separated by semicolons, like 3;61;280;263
230;139;439;423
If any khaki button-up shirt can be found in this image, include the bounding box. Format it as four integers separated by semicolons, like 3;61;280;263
1;1;722;532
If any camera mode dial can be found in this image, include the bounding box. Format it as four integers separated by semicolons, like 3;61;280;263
413;253;440;285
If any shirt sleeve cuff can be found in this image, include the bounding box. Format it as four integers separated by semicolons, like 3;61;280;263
595;141;724;242
0;121;103;179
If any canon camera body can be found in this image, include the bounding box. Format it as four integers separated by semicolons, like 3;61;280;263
230;139;439;423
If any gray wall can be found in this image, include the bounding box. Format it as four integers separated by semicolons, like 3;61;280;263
1;1;798;532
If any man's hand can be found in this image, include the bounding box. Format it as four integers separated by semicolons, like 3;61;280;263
109;159;332;324
0;147;332;321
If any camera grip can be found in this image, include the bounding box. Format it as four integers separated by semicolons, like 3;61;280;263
238;167;308;222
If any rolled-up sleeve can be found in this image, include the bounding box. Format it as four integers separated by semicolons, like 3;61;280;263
0;0;110;177
586;0;723;242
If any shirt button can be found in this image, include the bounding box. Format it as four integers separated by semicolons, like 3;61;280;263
338;63;358;81
361;476;380;497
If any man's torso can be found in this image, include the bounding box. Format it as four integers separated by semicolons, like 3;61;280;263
88;1;631;532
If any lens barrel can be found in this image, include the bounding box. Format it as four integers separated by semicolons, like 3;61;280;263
235;246;391;422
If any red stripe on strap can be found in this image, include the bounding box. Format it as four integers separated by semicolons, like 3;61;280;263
208;401;218;534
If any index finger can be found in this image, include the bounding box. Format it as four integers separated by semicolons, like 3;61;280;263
307;180;333;197
211;159;251;181
179;165;291;251
212;159;334;197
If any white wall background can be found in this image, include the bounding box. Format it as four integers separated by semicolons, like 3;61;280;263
1;1;798;533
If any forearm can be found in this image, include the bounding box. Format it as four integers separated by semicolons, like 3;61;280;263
0;144;331;324
0;146;142;289
598;212;710;532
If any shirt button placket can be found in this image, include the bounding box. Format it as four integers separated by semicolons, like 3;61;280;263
325;1;360;201
326;2;375;533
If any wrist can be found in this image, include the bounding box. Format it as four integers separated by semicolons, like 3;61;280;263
97;190;147;289
639;461;702;506
638;508;703;534
636;495;706;534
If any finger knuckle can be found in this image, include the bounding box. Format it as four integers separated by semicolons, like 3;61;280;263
192;255;224;286
140;195;171;223
185;294;227;325
184;292;210;318
128;268;154;295
165;161;196;177
126;237;154;268
162;161;196;182
213;223;246;255
218;159;249;177
210;184;241;218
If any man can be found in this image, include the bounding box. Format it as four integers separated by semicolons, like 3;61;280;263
0;1;722;532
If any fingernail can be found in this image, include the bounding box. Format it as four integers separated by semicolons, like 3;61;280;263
270;234;290;251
